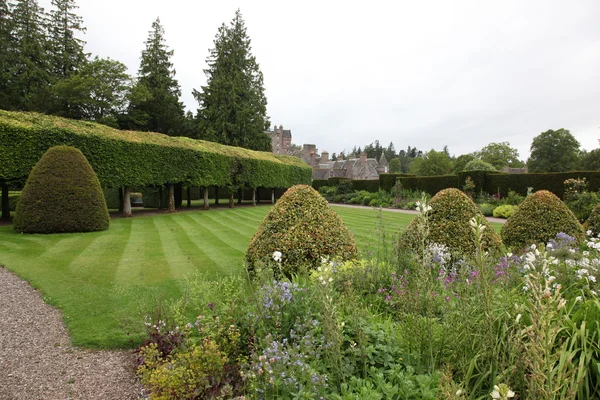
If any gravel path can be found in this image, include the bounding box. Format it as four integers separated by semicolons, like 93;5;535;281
0;267;142;400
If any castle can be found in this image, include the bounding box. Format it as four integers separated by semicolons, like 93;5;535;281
266;126;388;180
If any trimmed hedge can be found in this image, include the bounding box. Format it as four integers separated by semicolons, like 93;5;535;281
501;190;585;250
0;111;312;190
13;146;110;233
245;185;358;277
485;171;600;198
399;188;502;258
380;174;459;194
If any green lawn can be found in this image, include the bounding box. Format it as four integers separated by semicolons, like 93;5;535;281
0;205;502;348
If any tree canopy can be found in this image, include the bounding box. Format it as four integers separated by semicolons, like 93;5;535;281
527;129;581;172
475;141;523;170
193;9;271;151
409;149;453;176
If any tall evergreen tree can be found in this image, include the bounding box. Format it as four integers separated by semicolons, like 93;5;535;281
194;9;271;151
0;0;16;109
127;17;184;135
48;0;86;78
8;0;51;111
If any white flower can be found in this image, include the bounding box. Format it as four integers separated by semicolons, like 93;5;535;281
272;251;282;262
589;276;597;283
530;244;537;250
576;296;583;302
587;230;593;236
491;386;501;399
515;314;522;323
456;389;463;396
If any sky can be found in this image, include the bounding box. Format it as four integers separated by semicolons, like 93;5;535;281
39;0;600;160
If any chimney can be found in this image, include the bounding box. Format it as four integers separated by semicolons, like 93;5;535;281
360;152;367;165
321;151;329;162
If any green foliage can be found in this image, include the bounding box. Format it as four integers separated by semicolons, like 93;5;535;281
8;191;20;211
463;159;496;172
389;158;402;173
486;171;600;198
452;154;475;175
478;203;495;216
0;110;312;190
380;174;458;195
501;190;584;250
126;18;184;136
13;145;109;233
579;148;600;171
52;56;132;123
47;0;86;80
492;204;518;219
409;149;453;176
584;204;600;235
566;192;600;222
245;185;358;277
400;188;502;258
528;129;581;172
475;141;523;170
194;10;271;151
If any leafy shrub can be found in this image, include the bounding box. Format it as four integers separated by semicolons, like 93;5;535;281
400;188;502;258
8;191;20;211
501;190;584;250
245;184;358;277
479;203;495;216
584;204;600;235
492;204;519;219
501;190;525;206
563;177;588;202
566;191;599;222
463;159;496;171
13;146;110;233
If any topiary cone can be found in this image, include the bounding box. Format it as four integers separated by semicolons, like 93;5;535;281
399;188;502;258
501;190;584;250
14;146;110;233
245;184;358;277
584;204;600;236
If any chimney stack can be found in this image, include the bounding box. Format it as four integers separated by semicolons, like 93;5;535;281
360;152;367;165
321;151;329;162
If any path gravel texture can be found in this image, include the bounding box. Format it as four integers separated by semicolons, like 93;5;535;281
0;267;142;400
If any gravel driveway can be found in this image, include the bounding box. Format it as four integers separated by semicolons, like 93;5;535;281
0;267;142;400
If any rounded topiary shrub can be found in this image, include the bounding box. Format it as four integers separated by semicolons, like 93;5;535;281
245;184;358;277
501;190;584;250
400;188;502;258
14;146;110;233
584;204;600;236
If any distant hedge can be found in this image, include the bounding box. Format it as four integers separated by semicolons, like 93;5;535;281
380;173;458;194
0;111;312;190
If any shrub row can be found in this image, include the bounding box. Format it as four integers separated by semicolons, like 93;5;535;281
0;111;312;190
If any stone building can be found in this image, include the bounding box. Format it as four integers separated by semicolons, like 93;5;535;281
302;144;389;180
265;124;292;154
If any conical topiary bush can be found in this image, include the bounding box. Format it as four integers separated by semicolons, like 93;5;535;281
245;184;358;277
14;146;110;233
501;190;584;250
400;188;502;258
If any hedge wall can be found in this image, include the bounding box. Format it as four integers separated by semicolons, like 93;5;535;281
380;173;458;194
0;111;312;190
485;171;600;198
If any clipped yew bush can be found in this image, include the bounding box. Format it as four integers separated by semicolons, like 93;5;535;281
501;190;584;250
13;146;110;233
400;188;502;258
245;184;358;277
584;204;600;236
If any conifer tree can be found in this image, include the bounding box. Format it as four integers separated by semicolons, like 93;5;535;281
48;0;86;78
0;0;16;109
127;17;184;135
8;0;51;111
194;9;271;151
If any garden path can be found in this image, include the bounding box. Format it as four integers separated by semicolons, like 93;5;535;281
332;203;507;224
0;267;142;400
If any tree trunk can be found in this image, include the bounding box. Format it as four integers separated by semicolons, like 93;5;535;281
229;192;234;208
158;186;164;209
167;183;176;213
203;187;209;210
252;188;256;206
215;187;219;205
237;188;242;205
118;187;124;212
187;187;191;208
271;189;275;204
1;183;9;221
122;187;132;217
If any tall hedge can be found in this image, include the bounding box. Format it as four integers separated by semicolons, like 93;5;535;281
380;174;458;194
0;111;312;190
14;146;110;233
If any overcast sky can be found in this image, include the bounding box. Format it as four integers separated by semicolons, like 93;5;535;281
39;0;600;160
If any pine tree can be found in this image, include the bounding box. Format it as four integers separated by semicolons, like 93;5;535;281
8;0;52;111
194;9;271;151
48;0;86;78
127;17;184;135
0;0;16;109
